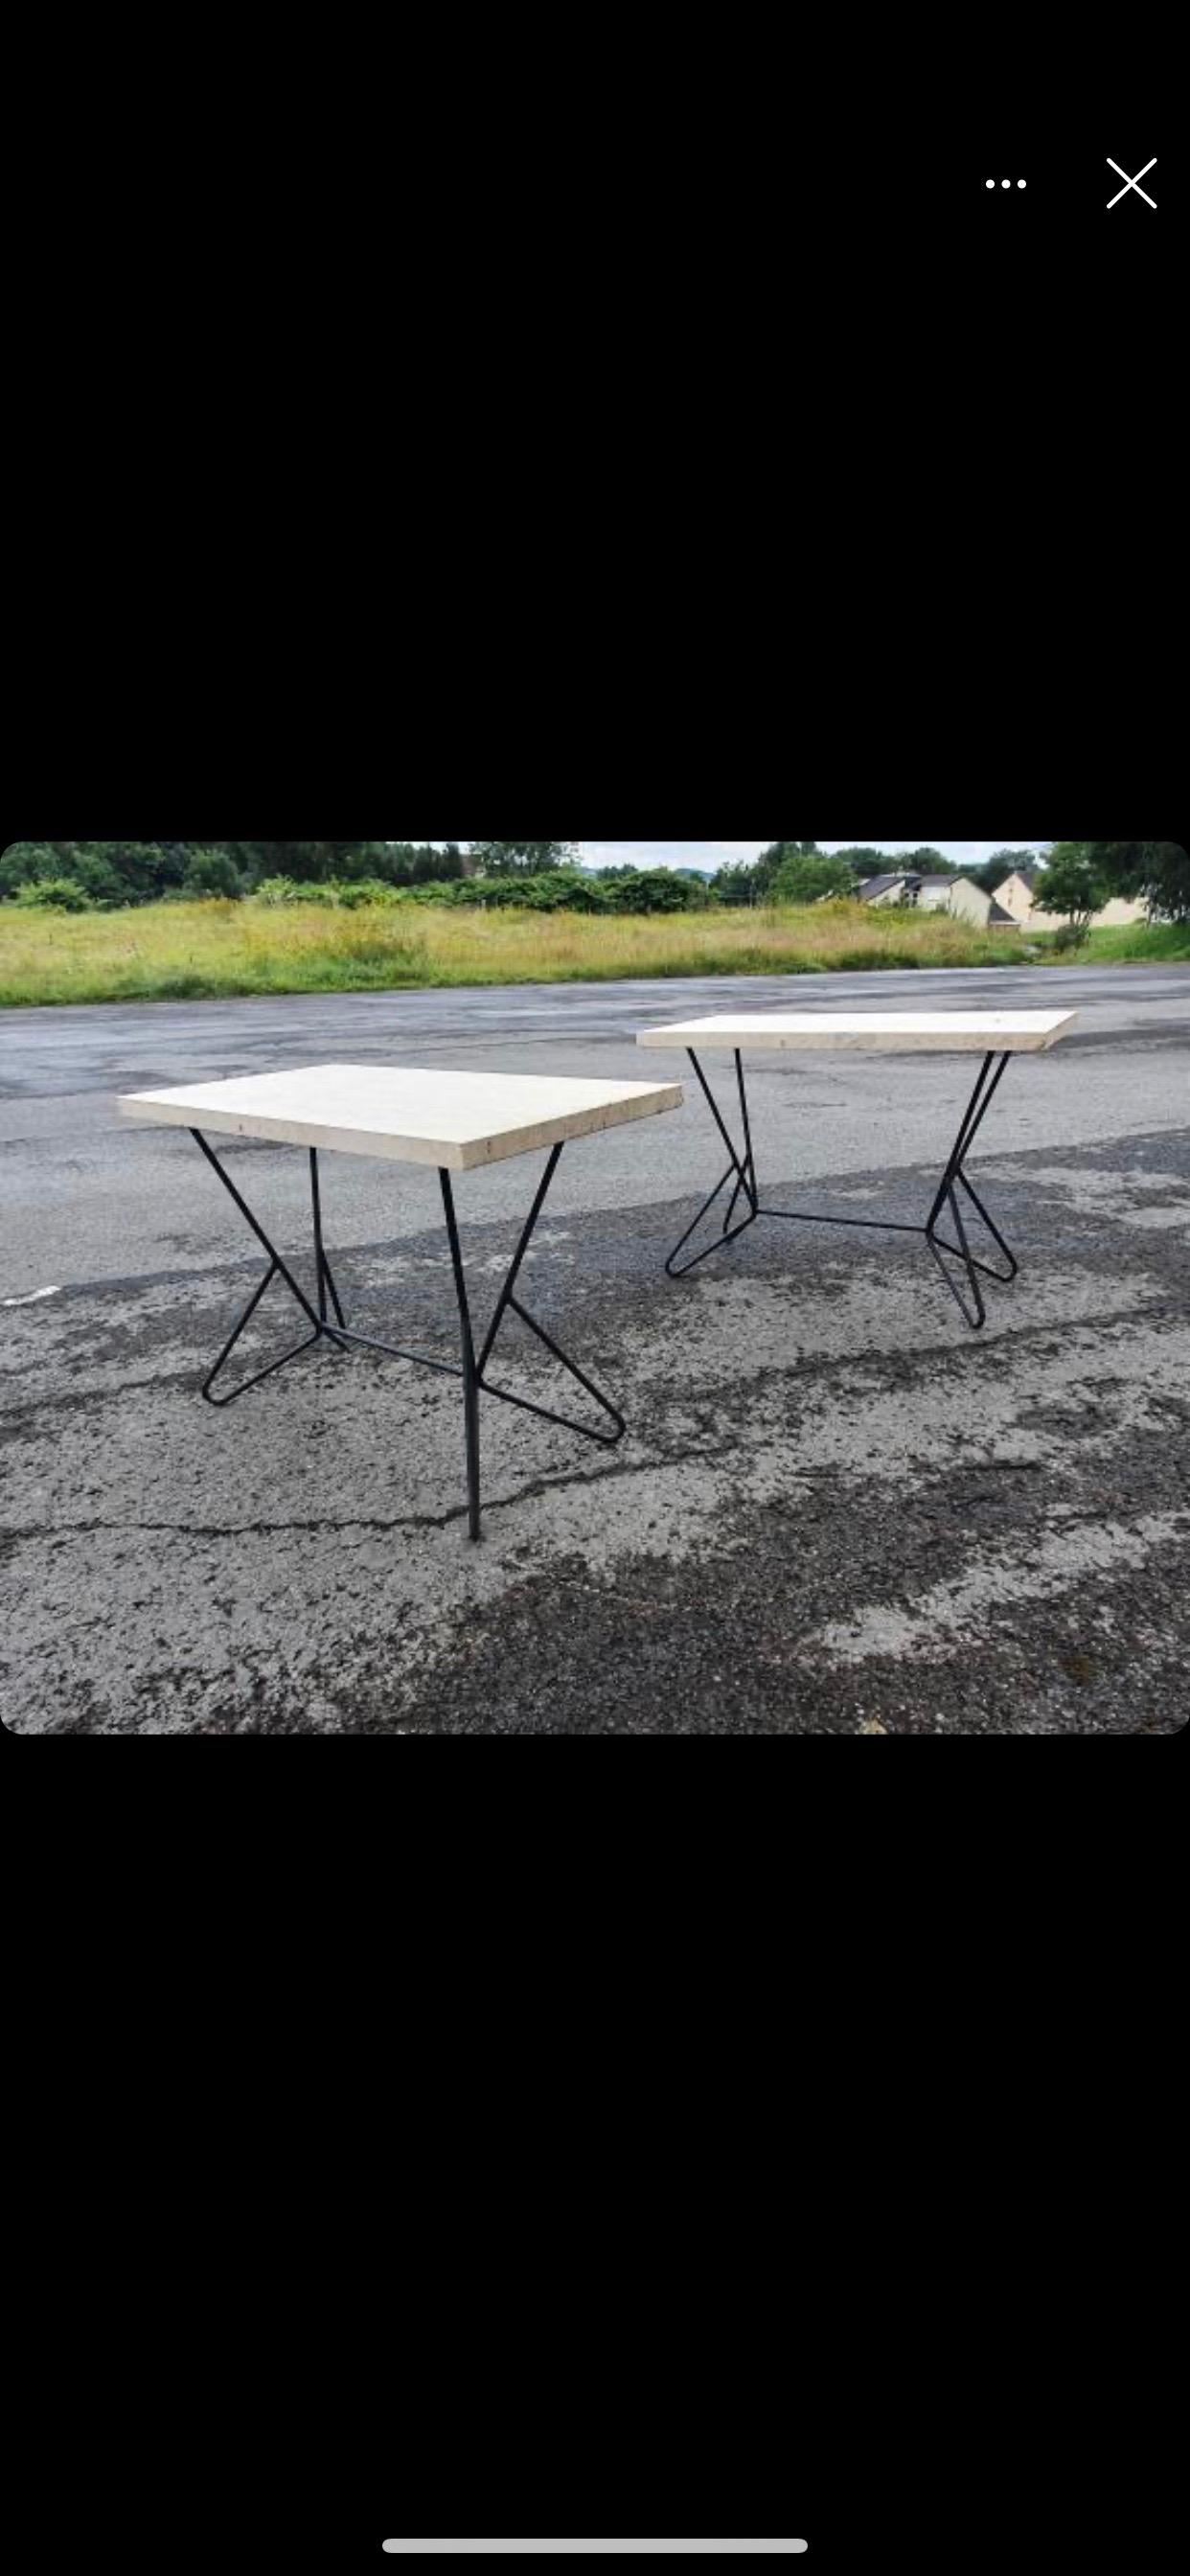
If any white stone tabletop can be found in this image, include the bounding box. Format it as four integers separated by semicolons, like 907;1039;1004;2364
636;1008;1077;1054
119;1063;683;1171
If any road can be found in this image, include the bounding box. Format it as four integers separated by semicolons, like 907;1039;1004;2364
3;963;1188;1735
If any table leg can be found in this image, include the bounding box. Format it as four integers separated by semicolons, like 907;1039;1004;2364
309;1148;347;1328
192;1130;326;1405
472;1143;627;1447
923;1052;1018;1328
189;1131;627;1541
666;1050;761;1276
439;1168;483;1543
666;1049;1021;1329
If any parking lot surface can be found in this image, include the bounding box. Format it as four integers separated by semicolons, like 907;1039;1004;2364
2;963;1187;1734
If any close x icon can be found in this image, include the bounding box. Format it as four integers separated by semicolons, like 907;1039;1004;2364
1107;156;1156;208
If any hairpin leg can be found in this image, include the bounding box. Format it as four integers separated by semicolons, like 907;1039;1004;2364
924;1054;1018;1328
666;1051;760;1276
190;1131;626;1538
665;1049;1020;1328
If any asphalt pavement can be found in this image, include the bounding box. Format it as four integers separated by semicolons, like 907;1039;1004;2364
2;962;1188;1734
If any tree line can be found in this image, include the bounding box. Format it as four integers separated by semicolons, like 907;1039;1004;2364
1029;841;1189;930
722;841;1189;922
0;841;470;909
2;837;1185;921
0;836;965;911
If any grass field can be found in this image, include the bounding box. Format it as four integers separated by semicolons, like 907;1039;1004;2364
1;898;1187;1007
1073;920;1190;964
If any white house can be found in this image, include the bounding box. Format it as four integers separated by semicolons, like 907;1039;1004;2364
857;872;1017;929
994;867;1148;931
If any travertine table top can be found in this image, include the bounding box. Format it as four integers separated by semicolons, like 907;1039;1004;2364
637;1009;1077;1054
119;1063;683;1172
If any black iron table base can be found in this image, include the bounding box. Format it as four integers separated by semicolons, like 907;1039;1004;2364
190;1131;624;1541
667;1049;1019;1330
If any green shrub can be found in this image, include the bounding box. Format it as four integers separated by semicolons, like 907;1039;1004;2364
1;842;61;898
14;877;95;911
80;841;183;902
336;879;402;908
254;877;339;907
63;852;128;906
770;854;856;904
516;872;608;912
1051;920;1089;953
183;848;244;900
605;870;698;914
449;871;612;914
538;875;608;913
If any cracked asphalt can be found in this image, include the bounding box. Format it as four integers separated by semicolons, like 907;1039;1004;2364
2;963;1188;1734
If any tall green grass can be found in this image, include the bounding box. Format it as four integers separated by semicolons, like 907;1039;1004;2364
1;895;1186;1008
1083;920;1190;963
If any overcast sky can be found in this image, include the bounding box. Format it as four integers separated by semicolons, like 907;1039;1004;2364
436;842;1048;873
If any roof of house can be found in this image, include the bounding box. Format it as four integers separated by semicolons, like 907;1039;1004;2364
857;872;911;900
988;898;1018;926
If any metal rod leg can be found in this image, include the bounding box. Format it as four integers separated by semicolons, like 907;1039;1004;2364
477;1143;627;1445
927;1184;988;1330
736;1049;760;1209
925;1054;1018;1326
666;1050;760;1276
477;1147;564;1377
309;1149;347;1327
440;1169;482;1542
192;1134;628;1530
954;1171;1018;1279
925;1054;1004;1233
192;1130;326;1404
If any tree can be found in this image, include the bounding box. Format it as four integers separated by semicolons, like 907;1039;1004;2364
830;848;892;885
604;870;698;914
467;841;578;877
59;850;129;906
753;840;818;889
0;839;471;907
1;841;164;903
771;852;855;905
81;841;182;901
1;842;59;898
1080;840;1189;923
183;848;243;899
709;863;759;906
220;843;339;885
1039;847;1109;940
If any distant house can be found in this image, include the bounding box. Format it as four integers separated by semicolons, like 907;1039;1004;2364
856;871;1018;929
915;873;971;912
994;870;1148;931
994;865;1042;920
856;872;916;906
946;880;1018;931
